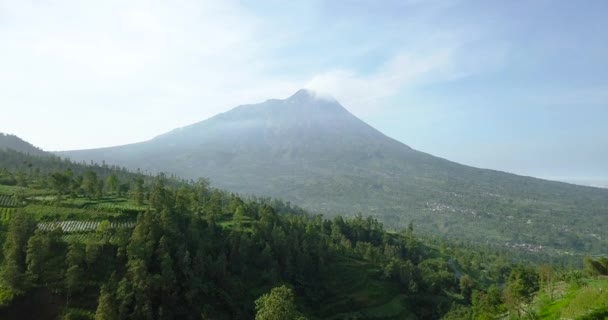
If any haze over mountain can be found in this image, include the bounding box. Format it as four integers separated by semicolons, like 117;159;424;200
59;89;608;254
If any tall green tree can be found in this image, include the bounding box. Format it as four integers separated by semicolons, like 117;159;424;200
503;265;539;319
25;230;48;284
106;174;119;195
0;209;36;292
132;177;145;205
96;179;104;199
234;205;246;228
95;284;118;320
25;229;65;290
65;242;85;296
49;171;71;201
459;275;475;303
82;170;99;199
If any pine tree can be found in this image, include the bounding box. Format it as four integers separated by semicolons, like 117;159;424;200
95;285;118;320
106;174;119;195
82;170;99;199
65;242;85;295
234;205;246;228
132;177;145;205
0;209;36;292
25;230;49;284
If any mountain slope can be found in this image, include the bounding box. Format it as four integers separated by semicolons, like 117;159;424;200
59;89;608;255
0;133;48;157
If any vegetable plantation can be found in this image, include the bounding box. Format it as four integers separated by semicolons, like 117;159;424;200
0;208;12;222
37;220;135;233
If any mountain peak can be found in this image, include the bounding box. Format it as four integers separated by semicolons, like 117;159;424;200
287;88;334;103
289;88;316;99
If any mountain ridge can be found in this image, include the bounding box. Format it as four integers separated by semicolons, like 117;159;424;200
0;133;49;157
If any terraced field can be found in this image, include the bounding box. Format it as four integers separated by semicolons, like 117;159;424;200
0;194;19;207
0;207;14;222
37;220;135;233
0;186;143;244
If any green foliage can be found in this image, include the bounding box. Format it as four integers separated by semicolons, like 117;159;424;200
504;265;540;318
0;286;16;307
65;242;85;295
105;175;119;196
0;208;14;222
24;204;121;221
25;229;66;290
94;285;117;320
82;171;99;199
0;209;36;292
63;308;95;320
538;278;608;320
583;256;608;276
132;177;144;206
459;274;474;302
95;220;111;234
49;172;71;200
574;306;608;320
472;285;506;319
255;285;306;320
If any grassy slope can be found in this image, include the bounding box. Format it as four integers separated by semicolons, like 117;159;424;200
538;278;608;319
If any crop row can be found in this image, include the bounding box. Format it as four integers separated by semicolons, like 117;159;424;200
0;208;13;222
0;195;19;207
86;202;147;213
37;220;135;233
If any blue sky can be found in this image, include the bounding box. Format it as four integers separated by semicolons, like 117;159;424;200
0;0;607;185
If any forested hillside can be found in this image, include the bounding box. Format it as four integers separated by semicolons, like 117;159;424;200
0;133;48;157
3;149;604;319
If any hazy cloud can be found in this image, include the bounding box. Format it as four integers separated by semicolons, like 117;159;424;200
306;49;456;114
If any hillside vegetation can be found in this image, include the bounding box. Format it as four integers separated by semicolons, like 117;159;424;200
538;277;608;319
1;141;606;320
0;148;600;319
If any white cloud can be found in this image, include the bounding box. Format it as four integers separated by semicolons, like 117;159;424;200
305;49;456;114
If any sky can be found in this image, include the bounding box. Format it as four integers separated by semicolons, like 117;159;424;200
1;0;607;185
